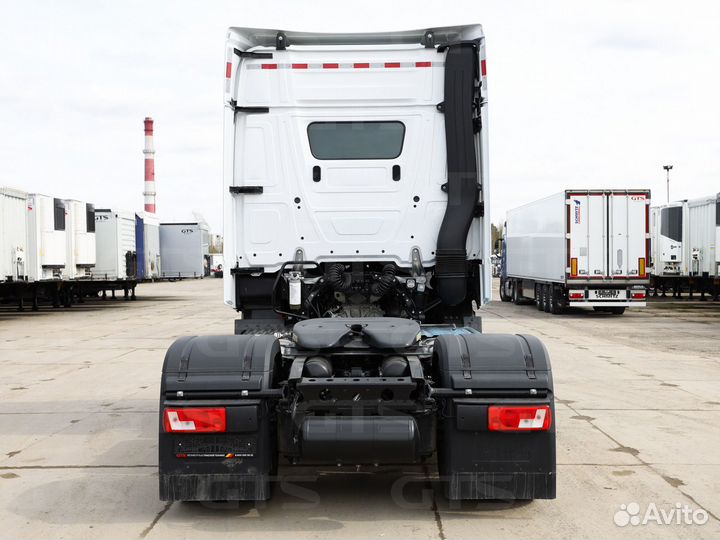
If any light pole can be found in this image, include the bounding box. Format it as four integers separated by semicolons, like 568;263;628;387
663;165;673;204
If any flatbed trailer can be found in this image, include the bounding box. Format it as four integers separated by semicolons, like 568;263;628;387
158;25;556;503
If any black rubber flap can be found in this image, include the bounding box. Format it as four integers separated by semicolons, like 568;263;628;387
293;317;420;349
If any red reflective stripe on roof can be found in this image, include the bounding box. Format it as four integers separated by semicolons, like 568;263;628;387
261;63;277;70
384;62;401;68
292;63;308;69
416;61;432;68
225;62;232;78
481;59;487;76
323;63;339;69
353;62;370;69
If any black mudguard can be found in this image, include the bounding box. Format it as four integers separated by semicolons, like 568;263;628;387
434;333;556;500
158;335;280;501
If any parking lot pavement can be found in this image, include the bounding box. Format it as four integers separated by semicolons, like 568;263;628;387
1;278;719;539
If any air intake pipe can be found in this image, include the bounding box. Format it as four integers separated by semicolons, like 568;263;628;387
435;43;480;306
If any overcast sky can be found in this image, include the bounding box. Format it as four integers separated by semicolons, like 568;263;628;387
1;0;718;233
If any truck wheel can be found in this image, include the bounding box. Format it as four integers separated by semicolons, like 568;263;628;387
535;284;544;311
549;286;564;315
499;279;511;302
543;285;552;313
609;307;626;315
512;281;520;304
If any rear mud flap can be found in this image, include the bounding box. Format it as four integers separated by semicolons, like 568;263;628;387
446;471;555;500
160;473;271;502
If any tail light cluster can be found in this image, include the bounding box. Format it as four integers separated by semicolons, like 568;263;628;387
488;405;552;432
163;405;552;434
163;408;226;433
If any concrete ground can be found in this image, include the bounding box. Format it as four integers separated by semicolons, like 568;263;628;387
1;278;719;539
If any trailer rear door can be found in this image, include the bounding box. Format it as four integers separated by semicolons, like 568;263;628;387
567;191;649;280
567;192;606;278
608;192;649;278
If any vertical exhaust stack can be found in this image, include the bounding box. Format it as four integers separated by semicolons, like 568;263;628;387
143;117;156;214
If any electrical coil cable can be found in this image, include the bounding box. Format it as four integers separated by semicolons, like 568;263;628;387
370;264;397;296
326;263;352;292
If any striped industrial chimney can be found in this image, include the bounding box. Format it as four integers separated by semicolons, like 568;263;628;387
143;117;156;213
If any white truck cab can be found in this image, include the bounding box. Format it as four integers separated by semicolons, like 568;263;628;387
222;26;490;323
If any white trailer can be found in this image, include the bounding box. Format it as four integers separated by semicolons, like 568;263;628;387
136;211;161;280
63;200;96;279
650;202;683;277
93;209;137;280
651;193;719;298
26;194;67;281
159;222;210;278
0;187;28;282
502;190;650;314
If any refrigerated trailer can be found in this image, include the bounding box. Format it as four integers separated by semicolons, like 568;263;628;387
0;187;27;282
158;25;556;504
650;193;720;298
501;190;650;314
26;194;67;281
63;199;96;279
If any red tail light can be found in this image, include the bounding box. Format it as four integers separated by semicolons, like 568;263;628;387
488;405;552;432
163;408;226;433
632;291;646;299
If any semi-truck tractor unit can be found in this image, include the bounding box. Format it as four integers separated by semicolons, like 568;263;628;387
158;25;556;503
501;190;651;314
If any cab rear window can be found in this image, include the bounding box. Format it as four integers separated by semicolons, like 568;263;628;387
307;121;405;160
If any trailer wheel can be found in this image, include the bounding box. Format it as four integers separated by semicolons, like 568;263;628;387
511;281;520;304
543;285;552;313
549;285;564;315
535;284;544;311
499;279;511;302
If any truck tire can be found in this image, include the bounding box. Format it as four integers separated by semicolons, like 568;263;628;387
543;284;552;313
535;284;544;311
549;285;564;315
499;279;511;302
609;307;626;315
512;281;521;304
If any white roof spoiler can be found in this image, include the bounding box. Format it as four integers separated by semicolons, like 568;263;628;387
227;25;483;50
